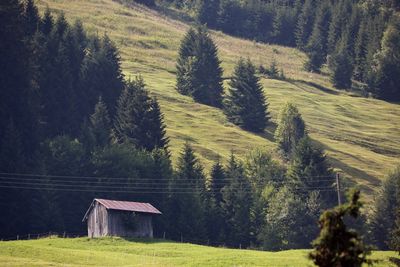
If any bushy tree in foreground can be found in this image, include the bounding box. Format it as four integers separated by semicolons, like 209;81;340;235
224;58;269;132
310;189;371;267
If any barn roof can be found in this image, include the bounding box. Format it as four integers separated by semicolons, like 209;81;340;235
82;198;162;221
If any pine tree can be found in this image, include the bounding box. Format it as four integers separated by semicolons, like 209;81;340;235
221;154;253;247
114;77;168;151
370;17;400;101
41;7;53;35
23;0;40;36
175;26;224;107
309;189;371;267
167;143;206;240
329;36;354;89
304;2;331;72
287;137;336;206
196;0;219;28
90;97;112;147
295;0;315;50
369;166;400;249
274;102;306;157
224;58;269;132
209;158;226;205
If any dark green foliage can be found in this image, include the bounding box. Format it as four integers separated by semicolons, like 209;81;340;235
23;0;40;36
176;26;224;107
369;166;400;250
304;2;331;72
309;189;371;267
221;154;253;247
274;102;306;157
329;37;354;89
196;0;219;28
369;16;400;101
90;97;112;148
167;143;206;240
114;77;169;151
260;186;320;250
295;0;315;50
209;159;226;205
288;137;336;206
224;58;269;132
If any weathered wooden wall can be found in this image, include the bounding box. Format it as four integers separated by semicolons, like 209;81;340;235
86;202;154;238
108;211;153;238
87;202;109;238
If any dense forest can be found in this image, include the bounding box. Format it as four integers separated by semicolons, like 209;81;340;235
162;0;400;101
0;0;399;253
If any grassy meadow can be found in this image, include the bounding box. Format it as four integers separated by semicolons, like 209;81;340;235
35;0;400;195
0;237;397;267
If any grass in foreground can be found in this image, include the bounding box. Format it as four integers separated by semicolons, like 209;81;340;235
36;0;400;195
0;237;397;267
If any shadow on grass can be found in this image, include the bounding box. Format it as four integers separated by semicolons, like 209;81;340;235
390;257;400;267
287;79;340;96
255;121;277;142
312;139;381;195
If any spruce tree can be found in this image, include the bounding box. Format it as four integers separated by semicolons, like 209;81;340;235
196;0;219;28
304;2;331;72
175;26;224;107
23;0;40;36
41;7;53;35
222;154;253;247
224;58;269;132
295;0;315;50
90;97;112;147
114;77;169;151
167;143;206;240
209;158;226;205
369;166;400;249
310;189;371;267
274;102;306;157
330;36;354;89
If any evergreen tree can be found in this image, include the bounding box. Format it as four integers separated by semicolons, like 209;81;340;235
209;158;226;205
175;26;224;107
287;137;336;206
369;166;400;249
90;97;112;148
370;16;400;101
304;2;331;72
295;0;315;50
310;189;371;267
224;58;269;132
221;154;253;247
23;0;40;36
274;102;306;157
353;19;369;81
330;39;354;89
167;143;206;240
41;7;53;35
196;0;219;28
114;77;169;151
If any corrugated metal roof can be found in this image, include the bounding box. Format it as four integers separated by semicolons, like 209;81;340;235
82;198;162;221
95;198;162;214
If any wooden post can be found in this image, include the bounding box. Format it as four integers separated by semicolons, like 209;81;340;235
17;235;19;240
63;232;66;238
28;234;30;240
163;232;165;239
336;173;341;205
180;234;183;243
239;243;242;249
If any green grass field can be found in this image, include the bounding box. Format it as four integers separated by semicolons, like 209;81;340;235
0;237;397;267
35;0;400;195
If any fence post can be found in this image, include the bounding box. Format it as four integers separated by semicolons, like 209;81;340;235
17;235;19;240
163;232;165;239
180;234;183;243
63;232;66;238
28;234;30;240
239;243;241;249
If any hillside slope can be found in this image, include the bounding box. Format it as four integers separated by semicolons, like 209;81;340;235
37;0;400;193
0;237;396;266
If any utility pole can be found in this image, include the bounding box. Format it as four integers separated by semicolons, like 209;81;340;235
336;173;341;205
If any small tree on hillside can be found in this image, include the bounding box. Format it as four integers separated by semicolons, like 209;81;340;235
309;189;371;267
176;26;224;107
274;102;306;158
224;58;269;132
329;36;354;89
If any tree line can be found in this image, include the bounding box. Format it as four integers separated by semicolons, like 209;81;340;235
164;0;400;101
0;0;398;253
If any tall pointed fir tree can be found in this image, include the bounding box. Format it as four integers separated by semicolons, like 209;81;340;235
295;0;315;50
329;36;354;89
304;2;331;72
176;26;224;107
23;0;40;37
90;97;112;148
224;58;269;132
114;76;169;151
167;143;206;240
222;154;253;247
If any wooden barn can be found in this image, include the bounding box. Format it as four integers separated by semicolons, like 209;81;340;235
82;198;162;238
